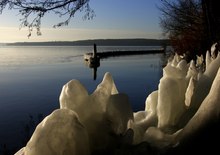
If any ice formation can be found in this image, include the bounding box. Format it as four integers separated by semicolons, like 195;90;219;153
15;109;90;155
59;73;133;151
15;44;220;155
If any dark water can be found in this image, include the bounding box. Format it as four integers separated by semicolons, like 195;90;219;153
0;46;164;154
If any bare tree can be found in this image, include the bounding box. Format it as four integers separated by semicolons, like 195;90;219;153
159;0;209;58
0;0;95;37
159;0;220;58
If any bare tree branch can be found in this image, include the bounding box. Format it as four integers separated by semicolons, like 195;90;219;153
0;0;95;37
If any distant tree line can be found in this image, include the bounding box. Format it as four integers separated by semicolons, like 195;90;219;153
159;0;220;60
6;39;169;46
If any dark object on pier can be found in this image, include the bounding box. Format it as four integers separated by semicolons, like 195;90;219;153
84;44;100;63
84;44;100;80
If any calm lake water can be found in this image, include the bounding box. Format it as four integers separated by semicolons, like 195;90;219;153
0;46;164;154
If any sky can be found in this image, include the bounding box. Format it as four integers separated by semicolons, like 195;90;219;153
0;0;164;43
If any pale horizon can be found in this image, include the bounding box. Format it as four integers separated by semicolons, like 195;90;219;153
0;27;163;43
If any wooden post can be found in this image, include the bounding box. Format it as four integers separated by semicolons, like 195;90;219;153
93;44;97;58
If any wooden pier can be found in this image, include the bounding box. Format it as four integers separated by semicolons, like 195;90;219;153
96;48;165;59
83;44;165;80
84;46;165;61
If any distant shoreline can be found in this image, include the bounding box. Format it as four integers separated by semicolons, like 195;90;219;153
3;38;170;47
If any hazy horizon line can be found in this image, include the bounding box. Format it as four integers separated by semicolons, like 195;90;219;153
1;38;168;44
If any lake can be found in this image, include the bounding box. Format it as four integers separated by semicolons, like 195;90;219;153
0;46;165;154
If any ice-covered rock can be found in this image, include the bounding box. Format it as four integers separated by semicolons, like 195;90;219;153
186;60;198;79
59;79;89;111
177;66;220;142
181;51;220;126
16;109;90;155
129;91;158;144
59;72;133;151
106;93;133;135
129;47;220;149
157;59;189;131
143;127;181;149
184;77;196;107
145;91;158;115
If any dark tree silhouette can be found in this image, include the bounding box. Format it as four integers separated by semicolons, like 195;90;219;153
0;0;94;37
159;0;207;58
202;0;220;45
159;0;220;59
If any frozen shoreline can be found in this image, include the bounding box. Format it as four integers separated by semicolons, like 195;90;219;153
15;44;220;155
